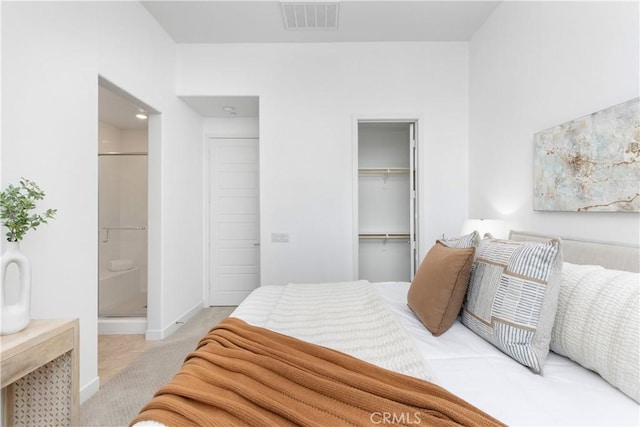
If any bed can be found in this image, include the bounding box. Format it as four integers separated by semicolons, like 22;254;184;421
132;231;640;426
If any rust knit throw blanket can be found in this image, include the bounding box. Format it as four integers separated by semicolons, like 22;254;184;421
131;318;505;427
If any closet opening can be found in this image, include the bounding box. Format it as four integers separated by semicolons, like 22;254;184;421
354;120;418;282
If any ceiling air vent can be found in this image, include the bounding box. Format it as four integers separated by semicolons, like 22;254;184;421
281;2;340;30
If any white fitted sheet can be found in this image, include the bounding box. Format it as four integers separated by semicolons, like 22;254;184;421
232;282;640;427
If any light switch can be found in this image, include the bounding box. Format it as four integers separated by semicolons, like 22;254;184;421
271;232;289;243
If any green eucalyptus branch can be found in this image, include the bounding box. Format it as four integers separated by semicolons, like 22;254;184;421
0;178;57;242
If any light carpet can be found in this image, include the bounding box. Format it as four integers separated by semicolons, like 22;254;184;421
81;307;235;427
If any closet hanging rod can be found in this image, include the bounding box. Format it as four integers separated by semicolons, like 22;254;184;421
358;168;410;174
101;226;146;230
358;233;411;240
98;152;148;156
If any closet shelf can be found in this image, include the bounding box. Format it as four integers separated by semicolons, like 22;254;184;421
358;168;410;175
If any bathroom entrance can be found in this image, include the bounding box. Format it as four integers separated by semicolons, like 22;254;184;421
98;82;149;318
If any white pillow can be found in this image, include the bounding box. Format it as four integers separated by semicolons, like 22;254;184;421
552;262;639;403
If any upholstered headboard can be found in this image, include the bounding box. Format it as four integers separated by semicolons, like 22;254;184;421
509;230;640;273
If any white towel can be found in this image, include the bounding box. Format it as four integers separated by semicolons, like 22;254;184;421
108;259;134;272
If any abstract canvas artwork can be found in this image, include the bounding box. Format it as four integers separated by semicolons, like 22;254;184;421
533;98;640;212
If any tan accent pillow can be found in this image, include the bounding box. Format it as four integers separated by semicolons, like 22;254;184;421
407;242;475;336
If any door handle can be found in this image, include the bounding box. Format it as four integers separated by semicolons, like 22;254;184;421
253;243;261;246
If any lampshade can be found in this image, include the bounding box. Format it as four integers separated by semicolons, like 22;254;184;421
460;219;507;239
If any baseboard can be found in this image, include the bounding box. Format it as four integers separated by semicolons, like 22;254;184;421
80;376;100;404
145;302;203;340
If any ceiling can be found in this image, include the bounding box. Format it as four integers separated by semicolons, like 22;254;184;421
141;1;501;43
103;1;501;124
99;85;150;130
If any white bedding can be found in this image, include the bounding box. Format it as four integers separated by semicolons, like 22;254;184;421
233;282;640;427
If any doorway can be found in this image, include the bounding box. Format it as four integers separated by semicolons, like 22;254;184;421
354;120;419;282
97;79;154;331
207;138;260;305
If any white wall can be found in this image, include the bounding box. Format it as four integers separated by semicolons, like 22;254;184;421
178;42;470;286
469;1;639;244
1;2;204;401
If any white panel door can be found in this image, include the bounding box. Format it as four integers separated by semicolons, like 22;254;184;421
209;138;259;306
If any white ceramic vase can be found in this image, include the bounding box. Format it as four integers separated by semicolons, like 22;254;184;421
1;241;31;335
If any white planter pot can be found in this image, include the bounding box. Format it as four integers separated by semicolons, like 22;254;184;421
1;241;31;335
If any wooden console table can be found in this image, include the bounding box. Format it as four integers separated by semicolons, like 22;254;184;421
1;318;79;426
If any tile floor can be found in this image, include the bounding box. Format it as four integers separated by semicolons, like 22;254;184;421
99;293;148;317
98;334;158;384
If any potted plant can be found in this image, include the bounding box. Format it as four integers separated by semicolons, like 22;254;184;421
0;178;56;335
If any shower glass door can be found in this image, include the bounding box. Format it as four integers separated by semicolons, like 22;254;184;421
98;153;148;317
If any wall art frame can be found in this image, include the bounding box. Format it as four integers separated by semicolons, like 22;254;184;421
533;97;639;212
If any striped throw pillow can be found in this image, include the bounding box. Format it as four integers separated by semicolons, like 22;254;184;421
440;230;480;249
462;236;563;373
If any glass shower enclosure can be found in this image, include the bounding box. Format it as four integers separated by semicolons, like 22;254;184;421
98;151;148;317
